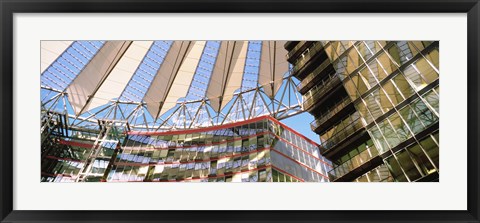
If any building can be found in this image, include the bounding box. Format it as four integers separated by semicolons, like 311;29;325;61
41;115;331;182
285;41;439;182
39;40;314;182
40;40;440;183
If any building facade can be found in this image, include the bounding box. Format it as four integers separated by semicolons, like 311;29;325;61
41;115;331;182
285;41;439;182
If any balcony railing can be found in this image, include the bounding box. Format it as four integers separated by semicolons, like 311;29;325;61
292;42;325;74
297;58;332;92
354;164;394;182
310;97;352;131
327;145;379;181
321;116;364;150
302;73;341;111
286;41;310;60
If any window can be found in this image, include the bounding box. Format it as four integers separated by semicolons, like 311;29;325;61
419;134;439;169
407;142;437;176
395;150;423;181
375;53;397;81
393;74;415;100
423;88;439;114
385;155;408;182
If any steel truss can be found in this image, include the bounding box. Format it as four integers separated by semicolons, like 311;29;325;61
41;75;304;132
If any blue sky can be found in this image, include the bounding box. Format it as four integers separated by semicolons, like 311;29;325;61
280;112;321;144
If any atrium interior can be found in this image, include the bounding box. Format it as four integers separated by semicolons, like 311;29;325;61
41;41;439;182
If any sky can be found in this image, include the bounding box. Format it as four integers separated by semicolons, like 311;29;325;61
280;112;321;144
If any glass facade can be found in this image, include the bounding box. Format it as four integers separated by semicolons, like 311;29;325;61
41;116;331;182
286;41;439;182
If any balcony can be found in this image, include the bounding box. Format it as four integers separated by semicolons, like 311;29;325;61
321;116;365;151
286;41;314;63
302;74;342;111
297;58;334;94
284;41;299;51
291;42;325;75
310;96;353;133
327;145;382;182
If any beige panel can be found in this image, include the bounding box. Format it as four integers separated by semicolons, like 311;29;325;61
258;41;274;96
207;41;248;112
66;41;132;115
206;41;236;112
41;41;73;74
85;41;153;111
258;41;289;97
158;41;206;116
221;41;248;110
144;41;194;119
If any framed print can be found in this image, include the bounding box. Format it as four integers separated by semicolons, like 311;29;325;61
1;0;479;222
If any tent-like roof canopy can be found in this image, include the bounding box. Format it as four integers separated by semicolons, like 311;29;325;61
41;41;303;131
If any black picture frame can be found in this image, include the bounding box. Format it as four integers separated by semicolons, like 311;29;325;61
1;0;479;222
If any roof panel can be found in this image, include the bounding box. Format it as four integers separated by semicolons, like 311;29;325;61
159;41;206;116
66;41;132;115
144;41;194;119
41;41;73;74
86;41;153;111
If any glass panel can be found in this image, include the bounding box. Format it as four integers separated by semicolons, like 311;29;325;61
346;48;362;74
386;155;408;182
378;119;401;149
359;66;377;89
382;80;403;106
423;88;439;114
395;150;423;181
369;125;389;154
416;57;439;84
407;142;437;175
399;103;424;135
344;78;360;100
376;53;397;80
378;88;394;113
424;48;439;70
356;41;374;61
419;135;439;169
356;100;374;125
365;92;383;120
412;99;438;128
393;74;415;99
388;112;412;142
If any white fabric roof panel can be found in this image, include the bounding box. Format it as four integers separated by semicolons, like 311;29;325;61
66;41;132;116
58;40;291;120
158;41;206;116
85;41;153;112
144;41;194;119
41;41;73;74
220;41;249;111
206;41;248;112
258;41;289;98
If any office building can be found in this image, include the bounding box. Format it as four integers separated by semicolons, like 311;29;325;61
41;115;331;182
285;41;439;182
